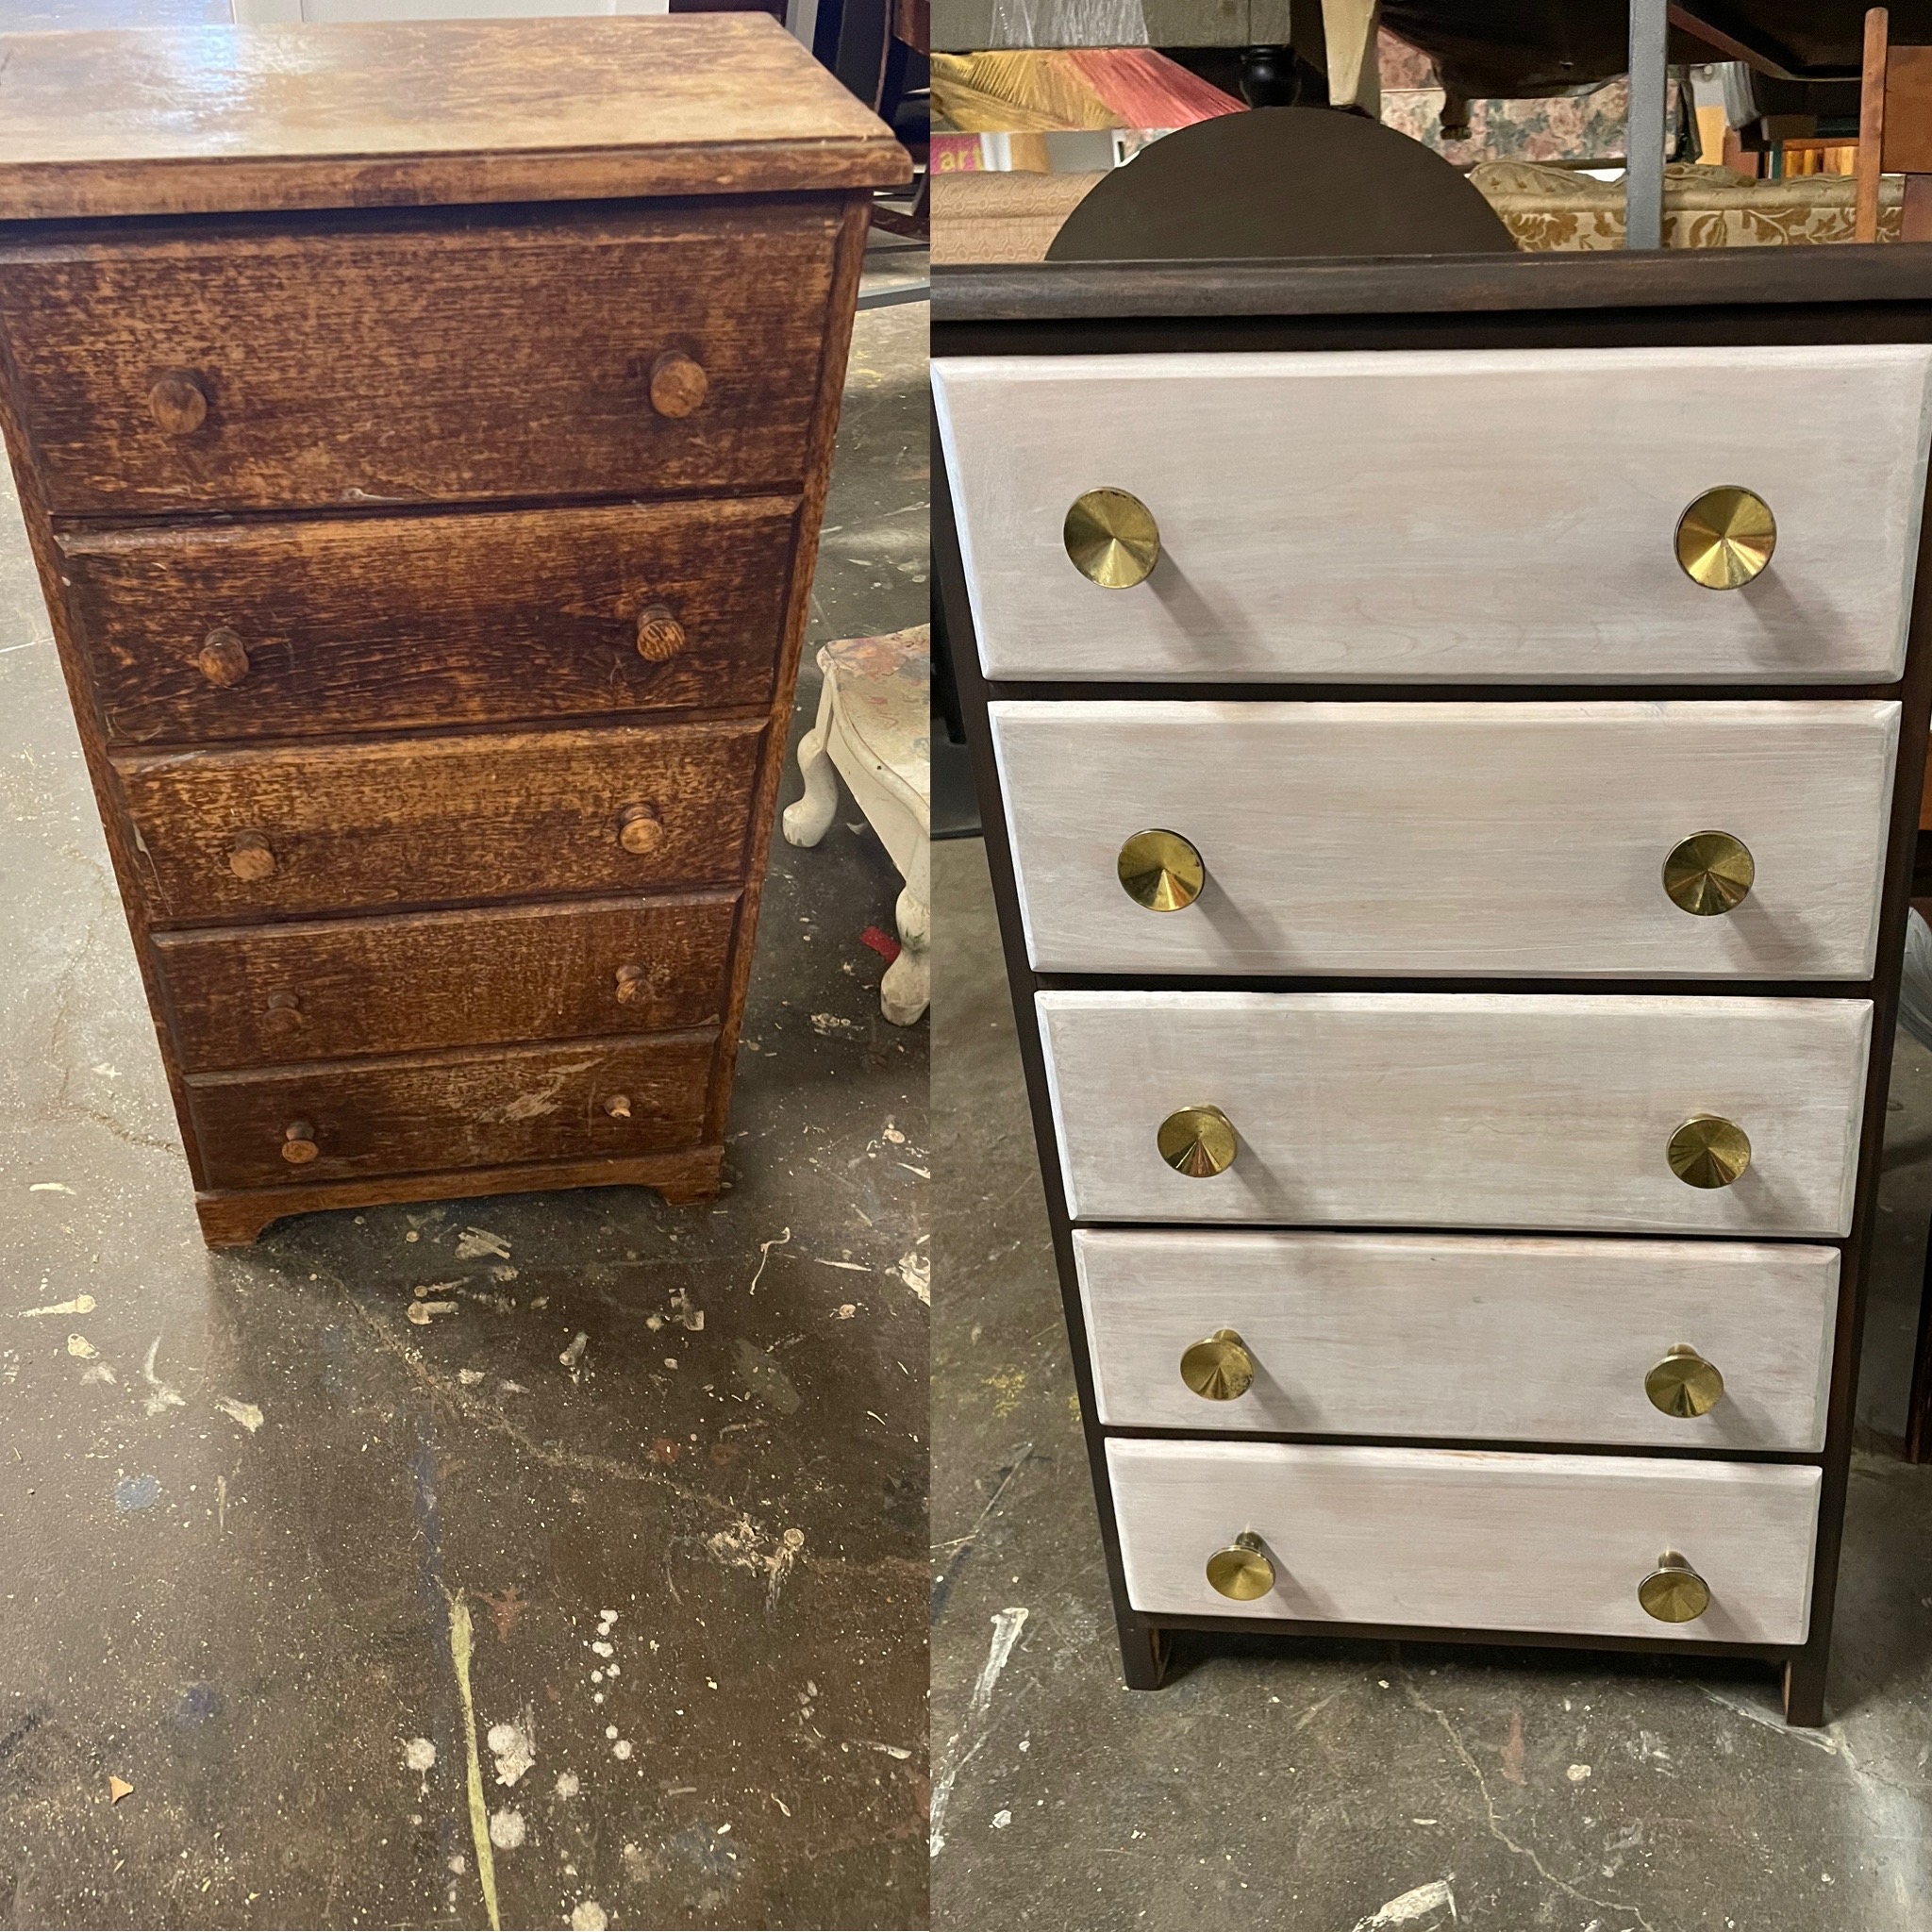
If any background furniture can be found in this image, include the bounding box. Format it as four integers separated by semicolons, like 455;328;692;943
0;18;906;1245
934;248;1932;1724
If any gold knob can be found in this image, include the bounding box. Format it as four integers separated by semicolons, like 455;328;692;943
281;1120;319;1165
1645;1344;1724;1419
618;804;664;856
1668;1113;1751;1189
227;831;275;881
605;1094;632;1120
149;371;208;436
636;605;686;663
1638;1549;1710;1624
1118;829;1205;912
1064;488;1159;589
196;627;250;688
1662;831;1755;917
1180;1328;1255;1400
1675;487;1775;590
1206;1530;1274;1601
1158;1106;1237;1178
614;962;650;1006
648;350;708;419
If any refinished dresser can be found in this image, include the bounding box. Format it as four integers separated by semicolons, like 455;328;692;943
933;250;1932;1724
0;19;907;1244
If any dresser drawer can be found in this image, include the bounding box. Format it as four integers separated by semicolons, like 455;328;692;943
1077;1230;1838;1450
1038;991;1870;1236
1106;1439;1820;1643
935;344;1932;684
116;719;763;924
995;699;1898;978
186;1030;716;1191
154;891;738;1073
63;498;797;745
0;202;840;516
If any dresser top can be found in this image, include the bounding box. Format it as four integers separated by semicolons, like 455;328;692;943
0;15;908;223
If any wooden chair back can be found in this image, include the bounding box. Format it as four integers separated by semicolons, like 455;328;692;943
1857;7;1932;241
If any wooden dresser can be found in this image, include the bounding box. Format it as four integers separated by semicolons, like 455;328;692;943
934;251;1932;1724
0;19;906;1245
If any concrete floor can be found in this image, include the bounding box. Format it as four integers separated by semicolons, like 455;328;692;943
932;836;1932;1932
0;265;928;1926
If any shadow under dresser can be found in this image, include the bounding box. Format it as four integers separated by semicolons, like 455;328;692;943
0;16;908;1245
932;249;1932;1725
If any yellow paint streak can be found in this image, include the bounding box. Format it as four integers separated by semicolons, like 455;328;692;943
446;1591;500;1932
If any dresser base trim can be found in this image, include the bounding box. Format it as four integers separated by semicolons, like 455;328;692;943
193;1143;724;1247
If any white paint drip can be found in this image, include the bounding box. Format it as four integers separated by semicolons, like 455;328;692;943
28;1182;75;1194
408;1301;458;1325
65;1334;98;1359
456;1227;513;1261
969;1607;1028;1720
559;1332;590;1374
487;1808;525;1850
748;1227;791;1294
1352;1879;1458;1929
405;1739;437;1773
140;1337;186;1415
611;1740;632;1761
81;1363;117;1386
897;1252;930;1304
216;1398;264;1432
19;1294;94;1318
487;1719;535;1788
569;1905;607;1931
555;1772;580;1799
705;1517;806;1607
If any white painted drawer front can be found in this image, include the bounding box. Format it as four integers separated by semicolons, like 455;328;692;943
1106;1439;1821;1642
1038;991;1870;1235
1076;1230;1838;1449
993;699;1898;978
934;344;1932;684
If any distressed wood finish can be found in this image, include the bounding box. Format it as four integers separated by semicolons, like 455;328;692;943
994;699;1900;979
0;205;841;517
154;892;739;1073
1106;1439;1822;1643
63;498;798;745
187;1030;717;1191
936;345;1932;685
117;720;764;924
1039;991;1871;1236
1076;1229;1839;1450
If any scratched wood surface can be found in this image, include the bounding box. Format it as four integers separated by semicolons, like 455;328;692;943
0;17;908;219
186;1028;718;1191
63;496;800;744
0;204;841;516
154;891;740;1073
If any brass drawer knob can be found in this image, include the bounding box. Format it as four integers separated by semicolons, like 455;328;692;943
1118;828;1205;912
614;962;650;1005
1662;831;1754;917
1064;488;1159;589
1158;1105;1237;1178
1668;1113;1751;1189
1180;1328;1256;1401
1645;1343;1724;1418
636;605;687;663
196;627;250;688
149;372;208;436
281;1120;319;1165
1638;1549;1710;1624
1206;1530;1274;1601
649;350;708;419
227;831;276;881
605;1093;632;1120
1675;486;1775;590
617;803;664;856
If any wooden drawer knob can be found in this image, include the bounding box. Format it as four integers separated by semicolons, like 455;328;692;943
1206;1531;1274;1601
281;1120;319;1165
1638;1549;1709;1623
197;627;250;688
227;832;276;881
149;372;208;436
615;962;650;1005
264;991;304;1033
649;350;708;419
617;803;664;856
605;1093;633;1120
635;605;687;663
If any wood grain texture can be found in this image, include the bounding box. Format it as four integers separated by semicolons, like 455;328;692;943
0;18;907;220
115;719;763;925
193;1144;724;1247
186;1028;716;1191
1038;991;1871;1236
1106;1439;1821;1643
992;699;1899;978
936;344;1932;683
1076;1229;1839;1450
62;497;798;745
154;891;739;1073
0;204;841;517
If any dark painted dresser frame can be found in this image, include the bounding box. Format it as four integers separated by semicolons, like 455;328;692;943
933;249;1932;1725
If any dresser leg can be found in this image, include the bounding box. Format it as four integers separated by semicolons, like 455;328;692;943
1782;1651;1829;1727
1119;1618;1171;1690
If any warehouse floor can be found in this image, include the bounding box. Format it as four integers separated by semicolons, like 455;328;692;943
0;255;928;1926
931;836;1932;1932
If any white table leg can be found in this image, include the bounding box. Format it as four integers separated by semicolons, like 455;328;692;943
881;835;929;1026
782;673;840;848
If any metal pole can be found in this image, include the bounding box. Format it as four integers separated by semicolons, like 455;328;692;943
1627;0;1668;249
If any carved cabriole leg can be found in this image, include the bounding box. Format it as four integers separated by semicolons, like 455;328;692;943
782;667;840;848
881;836;929;1025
